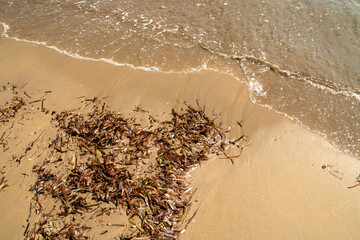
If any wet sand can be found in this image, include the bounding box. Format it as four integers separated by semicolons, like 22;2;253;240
1;36;360;239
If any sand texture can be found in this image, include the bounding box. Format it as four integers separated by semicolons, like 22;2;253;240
1;37;360;240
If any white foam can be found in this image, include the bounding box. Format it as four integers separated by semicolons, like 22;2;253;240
248;93;359;159
74;1;86;5
248;98;351;155
0;22;217;75
298;75;360;101
1;20;358;104
0;21;358;159
0;22;211;74
200;44;360;101
249;77;266;97
1;22;10;37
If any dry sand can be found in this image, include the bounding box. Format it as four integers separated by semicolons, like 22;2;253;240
1;34;360;240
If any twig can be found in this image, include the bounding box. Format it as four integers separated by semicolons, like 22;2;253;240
20;82;29;89
24;91;32;99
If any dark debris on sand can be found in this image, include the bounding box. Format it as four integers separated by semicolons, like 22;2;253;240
25;102;245;240
0;96;25;123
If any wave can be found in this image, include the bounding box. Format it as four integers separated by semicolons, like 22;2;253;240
1;21;359;159
2;21;358;101
198;43;360;101
0;22;211;75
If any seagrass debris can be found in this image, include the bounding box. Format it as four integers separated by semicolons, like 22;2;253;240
25;102;245;239
348;174;360;189
0;96;25;123
0;176;9;192
0;94;26;155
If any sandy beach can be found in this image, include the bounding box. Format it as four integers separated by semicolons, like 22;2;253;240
1;34;360;240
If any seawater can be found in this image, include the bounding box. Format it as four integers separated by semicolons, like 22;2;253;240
0;0;359;159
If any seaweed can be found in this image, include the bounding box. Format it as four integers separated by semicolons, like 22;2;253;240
25;102;245;239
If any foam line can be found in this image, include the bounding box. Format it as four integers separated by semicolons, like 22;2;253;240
1;22;10;37
0;22;211;75
1;21;358;101
199;43;360;101
0;21;358;159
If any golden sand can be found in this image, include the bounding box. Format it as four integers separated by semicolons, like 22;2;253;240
1;36;360;239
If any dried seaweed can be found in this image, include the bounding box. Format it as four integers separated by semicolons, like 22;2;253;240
348;174;360;189
0;176;9;192
0;97;25;123
26;102;244;239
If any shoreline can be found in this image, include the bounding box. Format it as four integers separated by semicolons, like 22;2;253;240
1;37;360;239
1;22;359;161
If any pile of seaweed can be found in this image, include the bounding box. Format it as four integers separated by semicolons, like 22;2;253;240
25;102;244;239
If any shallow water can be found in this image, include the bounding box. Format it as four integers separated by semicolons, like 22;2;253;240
0;0;359;158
